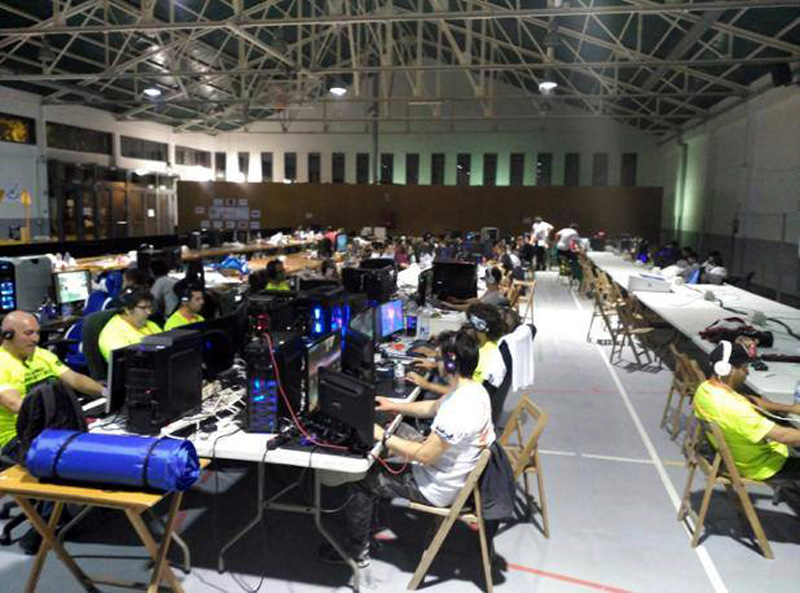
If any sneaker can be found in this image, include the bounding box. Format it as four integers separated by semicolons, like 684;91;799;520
318;542;371;569
18;527;42;556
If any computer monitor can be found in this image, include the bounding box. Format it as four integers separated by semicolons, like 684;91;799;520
306;332;342;413
342;329;375;384
54;270;91;305
105;345;132;415
336;233;348;253
433;260;478;300
350;307;375;341
318;367;376;452
376;299;404;341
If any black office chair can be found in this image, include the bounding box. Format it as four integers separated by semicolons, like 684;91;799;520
82;309;118;380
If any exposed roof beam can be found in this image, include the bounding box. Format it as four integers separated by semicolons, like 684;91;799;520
0;1;797;37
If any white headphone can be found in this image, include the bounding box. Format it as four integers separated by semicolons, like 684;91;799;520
713;340;733;377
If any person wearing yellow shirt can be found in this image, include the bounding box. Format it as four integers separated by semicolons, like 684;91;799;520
265;259;292;291
693;340;800;484
98;287;162;363
0;311;104;459
164;284;205;331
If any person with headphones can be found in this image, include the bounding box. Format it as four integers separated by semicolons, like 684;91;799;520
320;330;495;567
693;340;800;484
98;287;162;362
0;311;104;459
439;266;509;311
265;259;291;291
164;283;205;331
405;305;506;400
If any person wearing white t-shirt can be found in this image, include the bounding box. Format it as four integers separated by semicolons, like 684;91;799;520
531;216;554;271
555;223;579;267
320;330;495;568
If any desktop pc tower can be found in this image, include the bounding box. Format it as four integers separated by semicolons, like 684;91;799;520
295;285;349;338
124;329;204;434
244;332;305;433
246;292;296;340
0;257;53;313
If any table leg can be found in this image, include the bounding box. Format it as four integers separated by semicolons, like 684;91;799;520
125;507;184;593
312;472;361;593
15;497;98;593
147;492;183;593
218;462;264;573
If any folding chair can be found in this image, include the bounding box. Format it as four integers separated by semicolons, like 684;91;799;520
498;395;549;538
586;272;621;344
678;417;774;559
612;296;659;367
578;254;597;298
404;448;494;592
512;279;535;322
661;346;705;439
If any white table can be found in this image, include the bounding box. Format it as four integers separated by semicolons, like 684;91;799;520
589;252;800;403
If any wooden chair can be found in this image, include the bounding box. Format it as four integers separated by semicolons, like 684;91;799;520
512;279;536;322
405;448;494;592
661;346;706;439
612;297;656;367
578;254;597;298
678;417;774;559
498;395;550;538
586;272;621;343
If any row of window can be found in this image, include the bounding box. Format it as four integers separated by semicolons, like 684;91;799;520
19;117;640;186
219;151;638;187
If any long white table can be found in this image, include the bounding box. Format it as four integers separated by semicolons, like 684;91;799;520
589;251;800;403
587;251;661;289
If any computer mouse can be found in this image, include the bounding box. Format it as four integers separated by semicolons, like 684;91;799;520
751;360;769;371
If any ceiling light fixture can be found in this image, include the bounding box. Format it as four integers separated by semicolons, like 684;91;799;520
538;69;558;94
329;81;347;96
143;87;162;98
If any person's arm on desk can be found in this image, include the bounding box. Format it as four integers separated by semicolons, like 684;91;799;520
766;425;800;447
748;394;800;416
60;369;105;397
0;388;22;414
374;424;449;465
376;395;441;419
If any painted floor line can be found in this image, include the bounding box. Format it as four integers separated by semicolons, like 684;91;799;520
507;561;633;593
569;289;729;593
540;448;685;467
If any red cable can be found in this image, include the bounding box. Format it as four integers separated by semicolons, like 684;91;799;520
262;333;348;451
370;453;409;475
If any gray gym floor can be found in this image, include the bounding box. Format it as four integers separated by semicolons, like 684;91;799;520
0;272;798;592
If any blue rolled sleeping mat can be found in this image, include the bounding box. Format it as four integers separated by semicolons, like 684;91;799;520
25;429;200;492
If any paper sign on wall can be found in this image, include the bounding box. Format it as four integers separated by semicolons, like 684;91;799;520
225;220;236;229
238;198;249;206
147;208;156;218
200;220;210;228
225;198;236;206
209;207;220;220
250;221;260;230
195;206;206;215
237;221;248;229
213;198;223;206
212;220;223;229
251;210;261;219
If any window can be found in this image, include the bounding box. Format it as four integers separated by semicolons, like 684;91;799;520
380;153;394;184
405;153;419;185
261;152;273;182
621;153;638;187
510;153;525;186
592;153;609;186
431;153;445;185
175;145;211;167
47;122;110;154
356;153;370;184
0;112;35;145
284;152;297;182
456;153;471;186
120;135;168;162
238;152;249;179
483;153;497;186
308;152;321;183
564;153;580;186
214;152;226;180
536;153;552;186
332;152;345;183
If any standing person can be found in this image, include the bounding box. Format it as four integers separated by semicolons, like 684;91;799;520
555;223;580;267
531;216;554;271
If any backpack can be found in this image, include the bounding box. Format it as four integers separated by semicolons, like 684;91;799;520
15;379;87;466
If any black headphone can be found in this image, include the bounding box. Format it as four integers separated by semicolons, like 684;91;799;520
119;287;139;309
2;329;13;340
440;334;459;374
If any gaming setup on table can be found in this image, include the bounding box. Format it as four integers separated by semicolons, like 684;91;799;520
94;256;478;456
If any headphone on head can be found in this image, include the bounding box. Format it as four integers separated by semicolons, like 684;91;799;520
467;313;489;333
119;286;139;309
441;333;460;374
714;340;733;377
2;328;13;340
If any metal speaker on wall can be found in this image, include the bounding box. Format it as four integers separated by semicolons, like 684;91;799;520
771;63;792;87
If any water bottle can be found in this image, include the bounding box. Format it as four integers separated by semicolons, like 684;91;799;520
394;362;406;392
794;380;800;406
